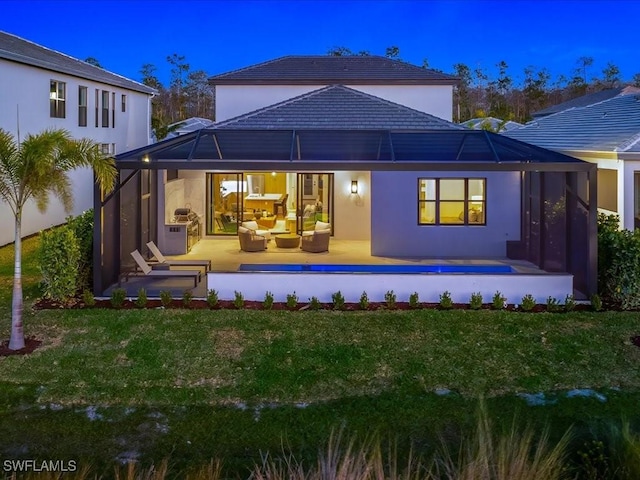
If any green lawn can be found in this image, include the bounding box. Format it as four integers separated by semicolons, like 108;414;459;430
1;237;640;477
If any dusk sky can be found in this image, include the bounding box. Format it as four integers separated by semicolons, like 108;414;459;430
1;0;639;86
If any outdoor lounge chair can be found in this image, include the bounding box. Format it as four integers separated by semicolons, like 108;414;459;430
238;226;268;252
129;250;201;288
300;230;330;253
146;241;211;272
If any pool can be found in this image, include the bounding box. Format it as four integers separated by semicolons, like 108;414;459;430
238;263;515;274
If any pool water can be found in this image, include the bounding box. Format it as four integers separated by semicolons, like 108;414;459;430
238;264;515;274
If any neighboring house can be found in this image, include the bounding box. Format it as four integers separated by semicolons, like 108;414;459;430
531;86;640;119
163;117;216;140
506;89;640;230
0;30;155;246
462;117;523;132
95;55;597;300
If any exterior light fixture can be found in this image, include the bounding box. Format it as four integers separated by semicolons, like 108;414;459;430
142;155;150;163
351;180;358;194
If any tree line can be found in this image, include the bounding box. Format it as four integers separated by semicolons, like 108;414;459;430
133;47;640;137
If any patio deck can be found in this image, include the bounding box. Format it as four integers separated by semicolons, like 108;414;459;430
104;237;573;303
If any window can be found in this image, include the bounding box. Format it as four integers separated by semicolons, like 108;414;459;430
95;89;99;127
418;178;486;225
100;143;110;155
112;92;116;128
49;80;66;118
121;94;127;112
101;90;109;127
78;86;87;126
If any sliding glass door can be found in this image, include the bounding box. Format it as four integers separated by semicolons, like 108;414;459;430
205;173;244;235
296;173;333;234
205;172;333;236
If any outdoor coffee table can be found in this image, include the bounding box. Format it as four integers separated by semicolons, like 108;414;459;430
275;233;301;248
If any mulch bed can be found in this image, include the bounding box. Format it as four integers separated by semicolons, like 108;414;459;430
0;336;42;357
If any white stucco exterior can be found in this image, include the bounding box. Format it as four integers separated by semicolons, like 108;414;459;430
215;84;454;122
371;171;521;258
0;58;153;246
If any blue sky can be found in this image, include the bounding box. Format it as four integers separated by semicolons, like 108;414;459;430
1;0;639;86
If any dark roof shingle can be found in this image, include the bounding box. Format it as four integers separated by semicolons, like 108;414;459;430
215;85;461;130
210;55;458;85
0;31;155;94
532;86;640;118
506;93;640;152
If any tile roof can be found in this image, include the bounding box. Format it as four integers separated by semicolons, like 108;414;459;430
532;86;640;118
461;117;523;132
0;31;155;94
215;85;462;130
209;55;458;85
505;93;640;152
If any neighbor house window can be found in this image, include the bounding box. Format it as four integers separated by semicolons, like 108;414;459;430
112;92;116;128
95;89;99;127
418;178;486;225
101;90;109;127
49;80;66;118
121;94;127;112
100;143;110;155
78;86;87;126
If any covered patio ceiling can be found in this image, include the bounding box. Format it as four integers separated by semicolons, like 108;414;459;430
115;128;593;172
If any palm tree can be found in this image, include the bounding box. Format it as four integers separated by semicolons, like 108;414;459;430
0;128;116;350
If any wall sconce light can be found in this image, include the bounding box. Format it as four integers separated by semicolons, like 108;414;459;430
142;155;150;163
351;180;358;194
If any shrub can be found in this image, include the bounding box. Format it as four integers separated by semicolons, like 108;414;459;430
67;209;94;291
492;291;506;310
182;290;193;307
546;296;561;313
309;296;321;310
469;292;483;310
206;289;219;308
286;292;298;309
598;213;640;309
110;288;126;309
82;290;95;307
331;291;345;310
439;291;453;310
38;225;80;302
135;288;147;308
263;291;274;310
384;290;397;310
409;292;420;309
521;294;536;312
160;290;172;307
590;293;603;312
359;291;369;310
233;290;244;309
564;294;576;312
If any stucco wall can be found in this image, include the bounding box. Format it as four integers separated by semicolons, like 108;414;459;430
0;60;152;246
370;171;521;257
332;171;370;240
215;84;454;122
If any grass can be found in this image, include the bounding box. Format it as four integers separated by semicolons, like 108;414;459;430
2;236;640;477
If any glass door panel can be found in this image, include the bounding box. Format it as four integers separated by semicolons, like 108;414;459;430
206;173;244;235
296;173;333;234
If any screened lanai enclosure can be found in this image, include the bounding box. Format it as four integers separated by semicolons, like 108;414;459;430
93;128;597;299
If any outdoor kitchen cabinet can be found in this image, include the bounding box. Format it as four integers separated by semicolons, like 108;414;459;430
163;221;201;255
